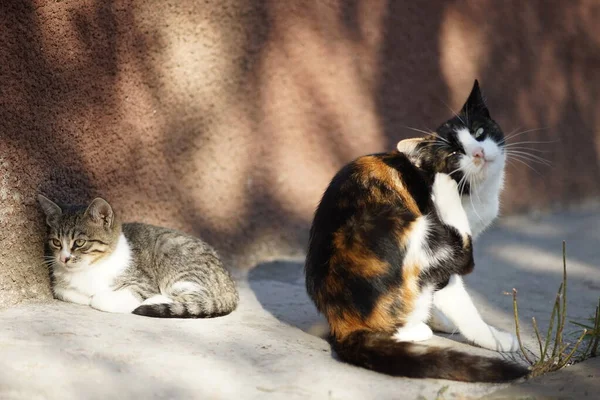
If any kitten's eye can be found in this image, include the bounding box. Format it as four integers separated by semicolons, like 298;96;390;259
474;128;484;138
50;239;61;248
74;239;86;248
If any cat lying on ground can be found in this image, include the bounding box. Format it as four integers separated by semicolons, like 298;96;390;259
38;195;238;318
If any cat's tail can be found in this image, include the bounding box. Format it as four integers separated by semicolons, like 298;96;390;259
332;330;529;383
132;291;239;319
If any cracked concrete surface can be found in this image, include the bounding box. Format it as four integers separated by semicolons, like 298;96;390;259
1;209;599;399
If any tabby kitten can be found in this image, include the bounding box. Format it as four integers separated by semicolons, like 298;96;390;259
305;81;528;382
38;196;238;318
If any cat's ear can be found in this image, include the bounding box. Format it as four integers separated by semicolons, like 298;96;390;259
396;138;424;156
85;198;115;228
460;79;490;119
37;194;62;226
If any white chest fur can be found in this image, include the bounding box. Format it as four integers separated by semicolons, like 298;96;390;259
462;169;504;239
55;234;132;296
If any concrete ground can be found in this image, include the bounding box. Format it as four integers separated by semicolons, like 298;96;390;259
1;209;599;400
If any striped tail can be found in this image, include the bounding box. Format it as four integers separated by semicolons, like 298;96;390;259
132;292;238;319
333;330;529;382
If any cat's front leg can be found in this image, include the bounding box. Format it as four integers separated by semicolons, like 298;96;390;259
432;275;518;352
90;289;142;314
54;288;91;306
432;173;474;275
432;173;471;237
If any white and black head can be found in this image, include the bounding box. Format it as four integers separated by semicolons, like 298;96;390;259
397;80;505;195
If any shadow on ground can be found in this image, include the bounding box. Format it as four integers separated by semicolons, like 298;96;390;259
247;209;600;367
248;260;329;338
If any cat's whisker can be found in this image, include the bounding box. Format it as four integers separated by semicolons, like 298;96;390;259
503;146;550;154
447;166;463;177
506;156;543;176
504;139;558;147
437;97;466;127
459;176;468;197
457;167;471;197
503;127;549;142
402;126;438;137
505;151;553;167
468;171;484;224
505;154;552;168
504;126;522;139
401;126;451;145
506;151;548;164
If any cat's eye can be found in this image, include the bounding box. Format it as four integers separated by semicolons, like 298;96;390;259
474;128;484;139
50;239;61;248
74;239;86;248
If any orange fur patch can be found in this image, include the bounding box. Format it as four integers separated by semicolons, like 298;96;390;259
355;156;421;216
331;230;389;278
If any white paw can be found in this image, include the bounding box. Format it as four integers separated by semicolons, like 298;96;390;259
473;326;520;353
90;290;141;314
432;173;471;235
428;308;458;334
394;322;434;342
141;294;174;306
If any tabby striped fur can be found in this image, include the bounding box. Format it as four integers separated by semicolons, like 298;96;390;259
38;196;238;318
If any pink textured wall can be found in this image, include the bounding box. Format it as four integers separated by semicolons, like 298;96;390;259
1;0;599;307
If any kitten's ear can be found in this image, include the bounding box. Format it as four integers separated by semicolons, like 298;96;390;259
85;198;115;228
37;194;62;226
460;79;490;119
396;138;424;155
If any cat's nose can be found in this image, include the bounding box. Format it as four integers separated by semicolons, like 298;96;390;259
60;254;71;263
472;147;485;159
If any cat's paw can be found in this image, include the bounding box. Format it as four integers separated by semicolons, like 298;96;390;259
428;307;458;334
432;173;470;235
473;326;520;353
54;288;92;306
90;290;141;314
393;322;434;342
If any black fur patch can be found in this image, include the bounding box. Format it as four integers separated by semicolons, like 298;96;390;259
332;330;529;382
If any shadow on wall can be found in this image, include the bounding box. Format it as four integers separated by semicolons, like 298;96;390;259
2;0;600;285
447;0;600;212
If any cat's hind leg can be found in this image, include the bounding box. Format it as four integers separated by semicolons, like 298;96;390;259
133;279;237;318
394;285;435;342
432;275;518;352
394;322;433;342
141;294;174;305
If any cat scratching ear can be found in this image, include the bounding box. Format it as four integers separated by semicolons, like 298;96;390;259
85;198;115;228
37;194;62;226
396;138;423;155
460;79;490;119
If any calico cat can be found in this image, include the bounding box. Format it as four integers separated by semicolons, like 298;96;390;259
38;196;238;318
305;80;529;382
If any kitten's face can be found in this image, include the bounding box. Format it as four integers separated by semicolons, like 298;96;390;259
399;80;505;194
37;196;121;271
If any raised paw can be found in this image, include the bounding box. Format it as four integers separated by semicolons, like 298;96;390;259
433;173;461;208
432;173;470;235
